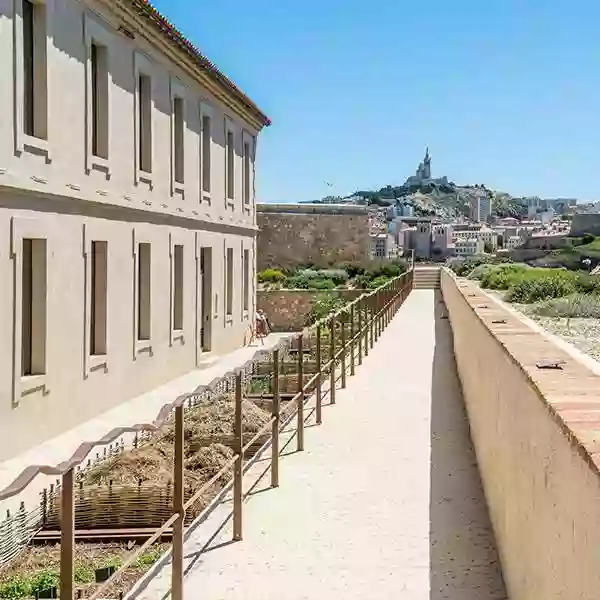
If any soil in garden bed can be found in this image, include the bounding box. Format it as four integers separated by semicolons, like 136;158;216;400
0;541;169;599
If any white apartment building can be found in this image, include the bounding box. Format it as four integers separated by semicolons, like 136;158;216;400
453;227;498;251
454;238;484;256
469;194;492;223
0;0;269;461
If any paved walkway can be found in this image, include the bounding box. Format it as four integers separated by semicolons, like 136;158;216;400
138;290;506;600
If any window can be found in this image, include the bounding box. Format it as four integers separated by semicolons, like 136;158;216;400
201;114;211;195
138;73;152;174
90;241;107;356
172;244;183;331
243;249;249;312
226;247;233;316
173;96;184;185
226;129;234;201
21;238;47;376
22;0;48;140
243;141;251;205
91;42;109;159
137;243;151;341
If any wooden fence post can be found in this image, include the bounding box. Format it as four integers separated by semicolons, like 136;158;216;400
297;334;304;451
233;372;243;540
60;468;74;600
358;297;363;365
316;325;322;425
340;312;347;388
350;303;356;376
330;316;336;404
369;294;377;350
171;405;185;600
271;349;280;487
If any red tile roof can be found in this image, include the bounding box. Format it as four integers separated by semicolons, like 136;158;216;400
131;0;271;127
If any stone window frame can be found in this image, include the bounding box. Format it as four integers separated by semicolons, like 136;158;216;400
169;230;187;347
10;216;51;406
224;116;236;210
82;222;109;378
13;0;54;161
83;11;113;178
132;227;154;359
198;99;214;205
224;239;234;325
169;75;186;198
241;129;255;215
134;51;155;188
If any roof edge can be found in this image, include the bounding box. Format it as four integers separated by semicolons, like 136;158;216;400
127;0;271;128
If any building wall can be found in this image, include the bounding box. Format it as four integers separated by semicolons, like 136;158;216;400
257;205;370;270
0;0;263;460
442;270;600;600
257;290;363;331
571;213;600;236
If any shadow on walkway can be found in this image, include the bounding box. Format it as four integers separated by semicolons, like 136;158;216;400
429;291;507;600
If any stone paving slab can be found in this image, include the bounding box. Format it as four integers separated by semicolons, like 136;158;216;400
138;291;506;600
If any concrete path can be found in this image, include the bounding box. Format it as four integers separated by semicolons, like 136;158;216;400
138;290;506;600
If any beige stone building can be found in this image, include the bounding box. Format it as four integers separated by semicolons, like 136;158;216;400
0;0;269;461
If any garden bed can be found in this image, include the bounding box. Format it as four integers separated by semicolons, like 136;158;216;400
0;542;169;599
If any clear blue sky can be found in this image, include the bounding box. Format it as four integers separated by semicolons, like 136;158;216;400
155;0;600;203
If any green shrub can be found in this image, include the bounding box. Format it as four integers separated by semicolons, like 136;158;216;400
575;273;600;294
367;275;390;289
479;264;529;290
339;261;366;278
581;234;596;245
532;294;600;318
285;274;335;290
0;575;31;599
30;570;59;595
307;293;347;325
317;269;349;284
468;263;499;281
505;275;576;303
257;268;286;284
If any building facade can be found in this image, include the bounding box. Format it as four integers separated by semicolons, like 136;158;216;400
0;0;269;460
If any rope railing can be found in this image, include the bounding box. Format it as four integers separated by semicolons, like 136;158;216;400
0;268;414;600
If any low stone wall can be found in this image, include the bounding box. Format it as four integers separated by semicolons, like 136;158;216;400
257;290;363;331
441;268;600;600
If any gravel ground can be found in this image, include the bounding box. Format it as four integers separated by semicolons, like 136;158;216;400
519;308;600;362
486;290;600;362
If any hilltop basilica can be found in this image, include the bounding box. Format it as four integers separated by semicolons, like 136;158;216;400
403;148;449;188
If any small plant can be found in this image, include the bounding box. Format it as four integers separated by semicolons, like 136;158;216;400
307;293;347;325
102;556;123;570
29;570;59;596
257;268;285;284
135;549;164;569
0;575;31;599
73;564;94;584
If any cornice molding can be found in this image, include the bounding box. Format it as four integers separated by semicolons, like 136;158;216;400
88;0;267;132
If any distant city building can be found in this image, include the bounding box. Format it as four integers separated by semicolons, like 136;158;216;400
453;226;498;252
469;194;492;223
370;233;397;259
454;238;484;256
